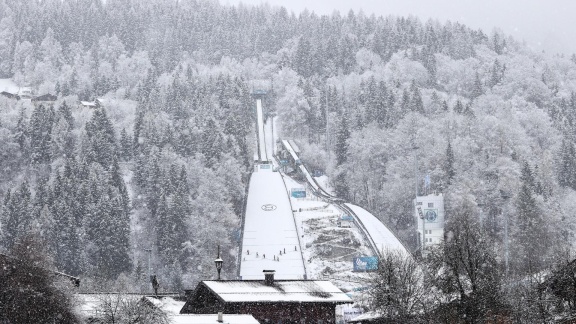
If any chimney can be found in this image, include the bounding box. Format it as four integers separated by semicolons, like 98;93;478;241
217;312;223;323
263;270;275;286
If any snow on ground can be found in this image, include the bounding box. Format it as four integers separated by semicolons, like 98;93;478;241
239;167;306;280
282;176;372;293
314;175;334;195
144;296;185;315
345;204;410;256
0;78;19;93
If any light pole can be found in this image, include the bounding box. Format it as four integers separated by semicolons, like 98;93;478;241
145;248;152;282
215;245;223;280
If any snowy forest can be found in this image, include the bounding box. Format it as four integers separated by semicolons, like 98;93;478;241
2;0;576;321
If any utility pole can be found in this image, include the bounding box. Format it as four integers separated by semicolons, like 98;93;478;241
145;248;152;283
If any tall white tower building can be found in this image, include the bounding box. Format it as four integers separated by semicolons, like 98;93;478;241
414;193;445;251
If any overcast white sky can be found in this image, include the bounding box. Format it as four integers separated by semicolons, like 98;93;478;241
222;0;576;55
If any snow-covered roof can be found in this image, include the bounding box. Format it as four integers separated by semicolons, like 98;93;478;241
170;314;259;324
143;296;185;315
201;280;353;303
32;93;57;102
80;101;96;107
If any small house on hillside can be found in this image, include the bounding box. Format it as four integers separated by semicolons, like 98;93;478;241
18;87;33;100
79;98;105;109
95;98;106;107
79;100;97;109
32;93;57;107
0;91;20;100
180;270;352;323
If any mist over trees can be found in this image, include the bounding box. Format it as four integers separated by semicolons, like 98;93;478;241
0;0;576;319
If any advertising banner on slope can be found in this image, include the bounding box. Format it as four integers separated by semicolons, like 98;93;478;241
291;188;306;198
353;256;378;272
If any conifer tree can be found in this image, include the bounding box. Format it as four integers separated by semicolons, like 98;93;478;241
29;105;53;164
442;100;449;112
515;162;548;273
490;59;503;87
0;182;32;250
84;107;117;169
375;81;389;127
410;82;425;113
201;118;223;168
119;128;132;161
463;102;475;117
335;113;350;167
400;88;411;114
453;100;464;114
14;107;27;153
86;188;131;279
558;139;576;190
471;71;483;98
58;101;74;128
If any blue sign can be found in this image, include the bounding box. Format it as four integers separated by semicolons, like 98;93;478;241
341;215;354;221
260;164;271;169
353;257;378;272
280;159;289;166
291;188;306;198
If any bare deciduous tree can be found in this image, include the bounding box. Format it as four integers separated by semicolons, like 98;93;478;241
95;293;169;324
366;249;428;323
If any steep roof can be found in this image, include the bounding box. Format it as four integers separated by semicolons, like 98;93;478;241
32;93;57;102
0;91;19;99
198;280;353;303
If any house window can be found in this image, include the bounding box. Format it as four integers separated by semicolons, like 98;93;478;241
425;230;432;235
428;203;434;207
416;202;422;205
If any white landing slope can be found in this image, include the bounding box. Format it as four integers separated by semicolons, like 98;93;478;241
240;167;306;280
345;204;410;255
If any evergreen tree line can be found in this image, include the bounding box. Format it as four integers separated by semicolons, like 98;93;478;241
1;69;253;288
0;0;505;95
1;106;131;280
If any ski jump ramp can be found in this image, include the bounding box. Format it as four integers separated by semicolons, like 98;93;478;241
239;166;306;280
